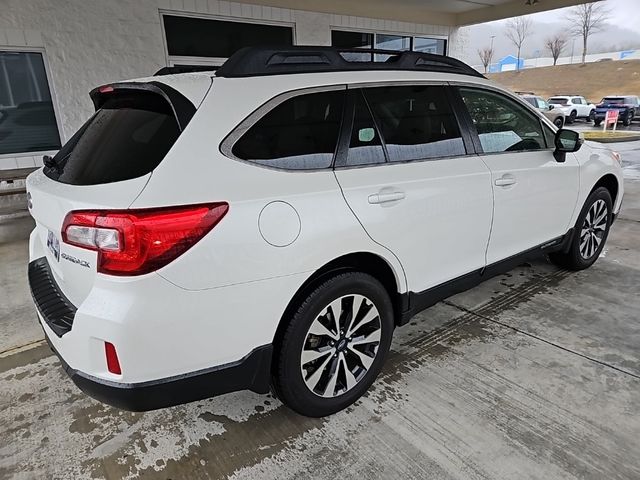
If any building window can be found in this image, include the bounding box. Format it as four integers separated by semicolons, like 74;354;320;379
331;30;448;58
413;37;447;55
0;51;61;156
163;15;293;67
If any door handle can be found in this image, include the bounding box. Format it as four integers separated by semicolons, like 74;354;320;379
494;175;517;187
368;191;406;204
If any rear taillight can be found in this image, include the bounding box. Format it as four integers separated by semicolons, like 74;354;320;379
62;203;228;276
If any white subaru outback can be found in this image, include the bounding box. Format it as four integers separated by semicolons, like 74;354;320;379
27;47;623;417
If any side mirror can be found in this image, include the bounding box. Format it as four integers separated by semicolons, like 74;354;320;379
548;105;554;111
554;129;583;162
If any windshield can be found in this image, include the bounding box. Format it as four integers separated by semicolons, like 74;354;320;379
44;91;180;185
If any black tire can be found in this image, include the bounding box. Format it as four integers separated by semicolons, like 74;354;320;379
568;110;577;124
623;111;634;127
554;117;564;128
549;187;613;271
594;119;602;127
272;272;394;417
588;109;596;122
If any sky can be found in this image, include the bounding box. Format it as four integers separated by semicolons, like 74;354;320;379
460;0;640;63
528;0;640;33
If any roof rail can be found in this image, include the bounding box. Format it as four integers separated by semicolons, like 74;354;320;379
154;65;218;76
215;46;484;79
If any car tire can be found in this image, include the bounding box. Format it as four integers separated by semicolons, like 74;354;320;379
594;120;602;127
554;117;564;128
623;111;634;127
549;187;612;271
568;110;577;124
589;109;596;122
272;272;394;417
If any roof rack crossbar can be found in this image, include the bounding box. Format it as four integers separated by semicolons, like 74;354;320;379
214;46;484;79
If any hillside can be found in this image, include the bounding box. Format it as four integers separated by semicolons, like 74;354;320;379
488;60;640;102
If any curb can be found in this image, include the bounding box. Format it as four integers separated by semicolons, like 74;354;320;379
583;135;640;143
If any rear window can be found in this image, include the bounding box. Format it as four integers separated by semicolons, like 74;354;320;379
602;97;624;104
549;97;568;104
44;91;180;185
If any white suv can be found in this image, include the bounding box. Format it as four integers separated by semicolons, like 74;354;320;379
547;95;596;124
27;47;624;417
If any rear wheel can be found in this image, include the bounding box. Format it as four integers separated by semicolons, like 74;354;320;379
272;272;394;417
549;187;612;270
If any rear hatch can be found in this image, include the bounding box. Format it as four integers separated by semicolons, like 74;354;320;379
596;98;627;114
27;79;208;306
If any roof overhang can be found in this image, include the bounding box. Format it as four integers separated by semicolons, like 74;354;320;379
235;0;601;27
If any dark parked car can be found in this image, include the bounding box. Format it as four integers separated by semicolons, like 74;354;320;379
593;96;640;127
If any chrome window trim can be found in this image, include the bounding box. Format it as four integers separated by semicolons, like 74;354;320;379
219;84;347;172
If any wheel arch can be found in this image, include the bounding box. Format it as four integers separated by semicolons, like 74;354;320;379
271;252;404;360
591;173;619;205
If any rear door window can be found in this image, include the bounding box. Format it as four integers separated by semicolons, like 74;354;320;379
45;91;181;185
232;90;345;170
363;85;466;162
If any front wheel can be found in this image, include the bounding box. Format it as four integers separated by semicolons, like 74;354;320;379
549;187;612;270
272;272;394;417
594;119;602;127
568;110;577;124
623;111;634;126
588;109;596;122
554;117;564;128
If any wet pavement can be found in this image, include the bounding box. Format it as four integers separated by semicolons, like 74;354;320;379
1;143;640;480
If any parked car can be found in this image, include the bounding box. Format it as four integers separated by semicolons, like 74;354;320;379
547;95;596;124
593;95;640;127
518;93;565;128
26;47;624;417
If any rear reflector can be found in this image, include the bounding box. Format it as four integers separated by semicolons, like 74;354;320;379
62;203;228;276
104;342;121;374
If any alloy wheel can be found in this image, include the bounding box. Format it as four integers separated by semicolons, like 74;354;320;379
579;199;608;259
300;294;381;398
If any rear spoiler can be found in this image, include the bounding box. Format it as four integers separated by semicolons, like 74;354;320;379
88;82;196;131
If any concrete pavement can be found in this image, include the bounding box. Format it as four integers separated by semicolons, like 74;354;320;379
1;144;640;480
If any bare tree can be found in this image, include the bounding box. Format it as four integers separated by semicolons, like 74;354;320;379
545;34;568;66
505;16;533;71
477;47;494;73
567;3;611;64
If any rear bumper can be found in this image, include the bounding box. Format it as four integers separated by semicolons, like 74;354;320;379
44;333;272;411
29;256;275;411
594;111;631;121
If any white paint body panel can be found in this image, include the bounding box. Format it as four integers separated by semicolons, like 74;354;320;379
25;69;623;386
335;158;493;293
481;150;580;264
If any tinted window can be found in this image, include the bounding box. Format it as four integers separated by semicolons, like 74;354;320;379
233;90;345;170
460;88;547;153
347;91;385;166
549;97;569;104
364;86;465;162
331;30;374;62
44;92;180;185
163;15;293;59
572;98;581;104
0;51;61;155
